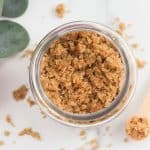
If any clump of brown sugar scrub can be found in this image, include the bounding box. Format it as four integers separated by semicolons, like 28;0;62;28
55;3;65;18
27;97;36;107
18;128;41;141
5;115;15;127
13;85;28;101
126;116;150;140
136;58;146;69
4;130;11;137
80;130;87;140
40;31;124;114
0;141;4;146
126;88;150;140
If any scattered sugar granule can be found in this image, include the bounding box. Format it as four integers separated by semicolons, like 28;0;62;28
112;17;144;53
119;22;126;32
136;58;146;69
80;130;87;140
76;138;100;150
5;115;15;127
131;43;139;49
13;85;28;101
55;3;65;18
27;97;36;107
0;141;4;146
116;29;123;35
4;130;11;136
18;128;41;141
89;138;100;150
114;21;126;35
40;111;47;118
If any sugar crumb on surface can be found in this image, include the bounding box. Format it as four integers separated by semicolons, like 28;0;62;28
112;18;126;35
27;97;36;107
0;140;4;146
40;110;47;118
126;116;150;140
76;138;99;150
18;128;41;141
80;130;87;136
80;130;87;140
136;58;146;69
116;29;123;35
131;43;139;49
112;17;144;53
116;22;126;35
89;138;99;150
5;115;15;127
13;85;28;101
4;130;11;136
55;3;65;18
119;22;126;32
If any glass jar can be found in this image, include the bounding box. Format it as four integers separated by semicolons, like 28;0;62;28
29;21;137;128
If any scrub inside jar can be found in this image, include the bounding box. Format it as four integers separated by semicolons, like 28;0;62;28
40;30;124;114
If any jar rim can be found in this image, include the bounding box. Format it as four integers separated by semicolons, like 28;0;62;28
29;21;137;127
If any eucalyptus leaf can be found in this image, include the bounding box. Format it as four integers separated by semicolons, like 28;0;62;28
0;0;4;16
2;0;28;18
0;20;29;58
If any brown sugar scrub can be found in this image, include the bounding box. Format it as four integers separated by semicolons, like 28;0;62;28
136;58;146;69
4;130;11;136
5;115;15;127
126;88;150;140
18;128;41;141
40;30;124;114
126;116;150;140
13;85;28;101
27;97;36;107
55;3;65;18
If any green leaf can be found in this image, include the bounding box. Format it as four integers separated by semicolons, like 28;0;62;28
0;20;29;58
0;0;4;16
2;0;28;18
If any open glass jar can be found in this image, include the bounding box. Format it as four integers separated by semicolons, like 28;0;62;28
29;21;137;128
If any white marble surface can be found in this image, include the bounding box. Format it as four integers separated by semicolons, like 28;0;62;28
0;0;150;149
